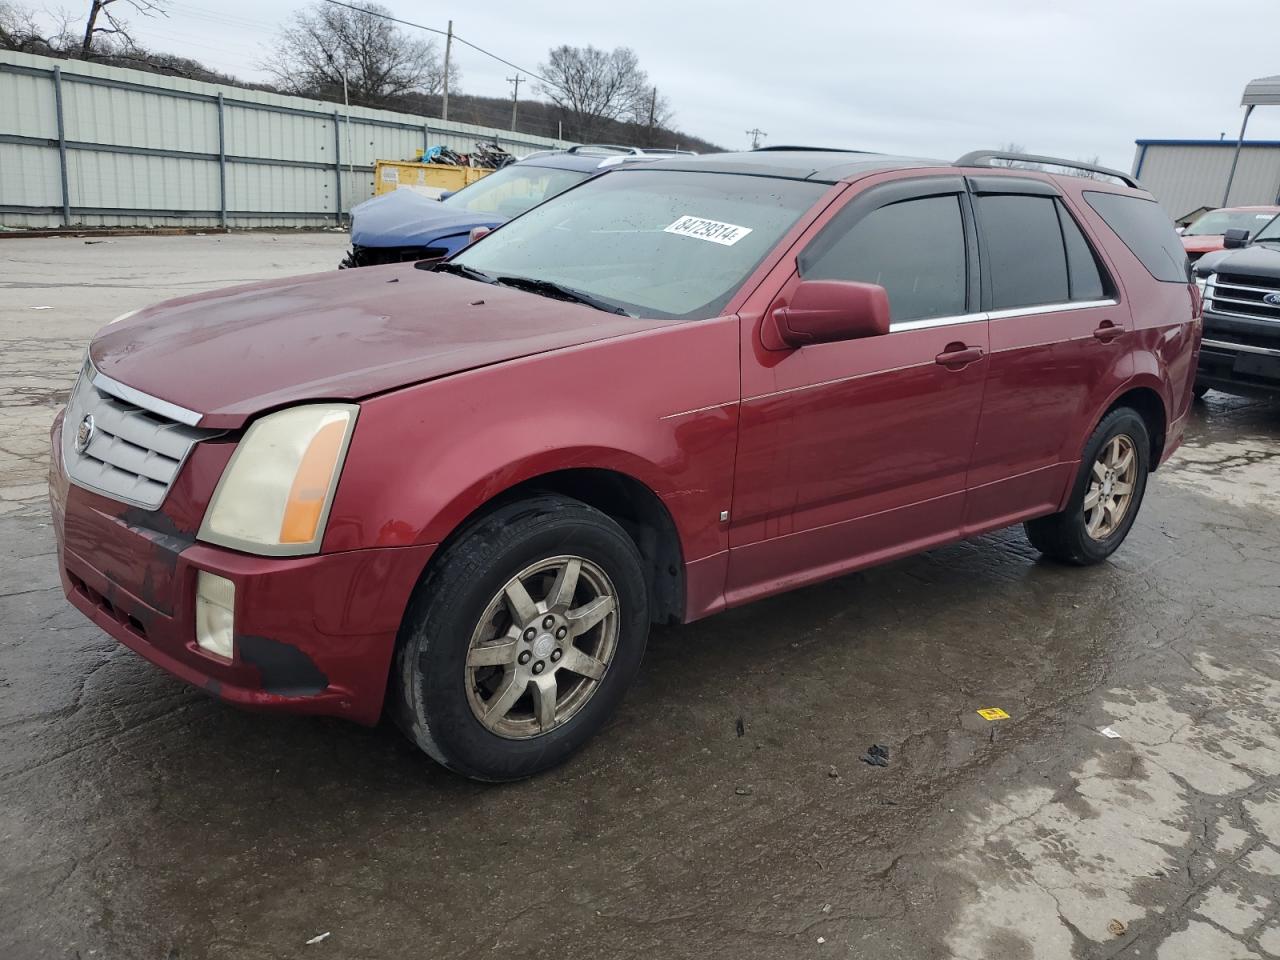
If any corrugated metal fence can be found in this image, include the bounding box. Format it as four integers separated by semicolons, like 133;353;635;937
0;50;570;229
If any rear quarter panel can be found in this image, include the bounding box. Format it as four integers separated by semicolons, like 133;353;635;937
323;317;741;572
1056;180;1199;473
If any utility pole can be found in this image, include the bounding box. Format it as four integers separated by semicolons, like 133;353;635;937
648;86;657;129
746;128;767;150
507;74;522;131
442;19;453;122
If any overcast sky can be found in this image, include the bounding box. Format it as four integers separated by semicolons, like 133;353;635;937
80;0;1280;168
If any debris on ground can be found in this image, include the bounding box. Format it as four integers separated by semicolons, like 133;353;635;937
977;707;1010;721
1099;726;1122;739
821;903;832;913
735;786;753;796
30;305;52;310
861;744;890;767
828;765;840;778
735;715;745;737
305;932;331;945
817;936;826;944
1107;918;1127;936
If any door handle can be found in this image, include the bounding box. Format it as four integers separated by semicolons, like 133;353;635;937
1093;320;1124;343
935;344;985;368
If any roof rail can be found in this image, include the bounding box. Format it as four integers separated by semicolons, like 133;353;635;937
955;150;1140;188
565;144;645;156
754;145;870;153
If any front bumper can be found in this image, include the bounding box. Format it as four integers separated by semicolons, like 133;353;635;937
49;411;434;725
1197;312;1280;396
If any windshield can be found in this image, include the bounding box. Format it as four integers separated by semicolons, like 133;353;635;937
450;169;826;319
1184;209;1278;237
441;163;589;220
1254;216;1280;244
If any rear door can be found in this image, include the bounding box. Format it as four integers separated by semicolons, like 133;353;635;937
727;174;989;601
963;176;1131;531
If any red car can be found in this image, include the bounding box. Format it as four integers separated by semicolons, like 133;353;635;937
50;149;1200;780
1181;205;1280;262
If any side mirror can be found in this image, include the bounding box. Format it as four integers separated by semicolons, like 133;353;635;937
1224;228;1250;248
467;225;492;244
438;190;455;201
762;279;891;350
1174;225;1186;235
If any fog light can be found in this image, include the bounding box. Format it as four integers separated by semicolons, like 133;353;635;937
195;572;235;659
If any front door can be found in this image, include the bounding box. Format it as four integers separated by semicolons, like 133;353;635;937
727;174;989;603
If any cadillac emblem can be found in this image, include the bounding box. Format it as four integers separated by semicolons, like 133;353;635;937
74;414;95;454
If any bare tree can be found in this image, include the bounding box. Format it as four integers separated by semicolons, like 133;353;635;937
1;2;75;52
536;45;652;141
991;141;1026;168
81;0;168;57
262;1;456;106
630;85;674;132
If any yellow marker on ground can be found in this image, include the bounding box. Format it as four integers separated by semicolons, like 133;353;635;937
977;708;1010;721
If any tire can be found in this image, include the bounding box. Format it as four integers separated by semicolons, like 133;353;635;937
1024;407;1151;566
391;494;650;781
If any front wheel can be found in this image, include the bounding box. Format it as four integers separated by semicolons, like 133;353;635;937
391;494;650;781
1024;408;1151;565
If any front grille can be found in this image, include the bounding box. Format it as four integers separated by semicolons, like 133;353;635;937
1204;272;1280;323
63;365;217;509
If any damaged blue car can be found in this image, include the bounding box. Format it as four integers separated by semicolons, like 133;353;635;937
341;145;690;268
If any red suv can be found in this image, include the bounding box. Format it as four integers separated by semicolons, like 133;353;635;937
49;149;1200;780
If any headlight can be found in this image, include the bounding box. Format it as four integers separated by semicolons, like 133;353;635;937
198;404;358;556
1196;272;1212;295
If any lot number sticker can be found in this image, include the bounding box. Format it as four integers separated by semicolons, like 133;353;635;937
977;707;1010;721
664;214;753;246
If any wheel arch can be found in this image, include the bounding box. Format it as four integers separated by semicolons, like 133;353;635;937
1099;381;1168;470
422;466;686;627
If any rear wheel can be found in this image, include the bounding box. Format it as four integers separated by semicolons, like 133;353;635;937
1024;408;1151;565
391;494;650;781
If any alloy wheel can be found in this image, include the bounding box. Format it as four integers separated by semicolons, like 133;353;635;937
1084;434;1137;540
464;555;619;739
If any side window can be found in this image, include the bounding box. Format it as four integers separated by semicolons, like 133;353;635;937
1055;200;1110;301
976;194;1069;310
799;194;967;323
1083;191;1189;283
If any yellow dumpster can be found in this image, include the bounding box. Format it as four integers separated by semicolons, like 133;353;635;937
374;160;493;197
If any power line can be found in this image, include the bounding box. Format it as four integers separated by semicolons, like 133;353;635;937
320;0;560;92
746;127;767;149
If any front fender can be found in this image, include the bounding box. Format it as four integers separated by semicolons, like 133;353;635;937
322;317;742;567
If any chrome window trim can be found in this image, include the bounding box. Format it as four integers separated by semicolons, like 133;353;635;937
1201;338;1280;358
89;361;203;426
986;299;1117;321
888;299;1117;332
890;312;985;332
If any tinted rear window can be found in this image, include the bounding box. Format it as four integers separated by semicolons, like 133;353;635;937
977;194;1069;310
1056;200;1110;301
1084;191;1189;283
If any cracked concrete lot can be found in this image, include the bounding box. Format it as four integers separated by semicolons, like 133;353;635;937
2;233;1279;959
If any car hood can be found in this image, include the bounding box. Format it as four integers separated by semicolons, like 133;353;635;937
350;190;506;248
90;264;662;429
1195;243;1280;277
1182;235;1224;255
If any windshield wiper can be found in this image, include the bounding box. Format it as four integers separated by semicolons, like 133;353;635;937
492;274;634;316
429;260;495;283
